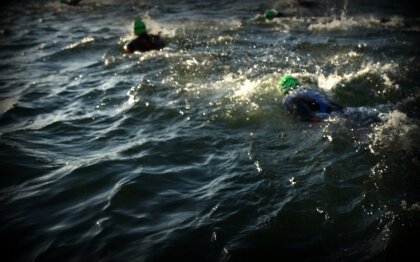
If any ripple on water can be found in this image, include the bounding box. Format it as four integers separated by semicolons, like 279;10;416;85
1;0;420;261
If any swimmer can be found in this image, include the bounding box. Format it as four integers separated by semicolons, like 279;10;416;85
123;20;165;53
264;9;284;20
278;75;344;122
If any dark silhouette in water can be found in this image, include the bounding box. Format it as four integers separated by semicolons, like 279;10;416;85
278;75;344;122
123;20;165;53
264;1;317;20
295;0;318;8
264;9;284;20
60;0;82;6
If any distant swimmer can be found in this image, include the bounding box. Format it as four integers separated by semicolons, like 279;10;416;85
278;75;344;122
60;0;82;5
264;9;284;20
123;20;165;53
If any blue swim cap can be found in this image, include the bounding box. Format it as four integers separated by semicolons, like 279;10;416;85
133;20;147;35
278;75;299;94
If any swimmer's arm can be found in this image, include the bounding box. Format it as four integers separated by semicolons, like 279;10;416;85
123;42;134;53
312;112;330;122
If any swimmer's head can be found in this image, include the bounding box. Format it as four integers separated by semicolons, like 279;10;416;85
278;75;299;94
264;10;276;20
133;20;147;35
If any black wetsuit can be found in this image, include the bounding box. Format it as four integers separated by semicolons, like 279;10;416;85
265;11;284;20
272;12;285;18
283;86;344;122
124;33;165;53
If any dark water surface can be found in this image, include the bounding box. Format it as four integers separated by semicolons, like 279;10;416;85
1;0;420;261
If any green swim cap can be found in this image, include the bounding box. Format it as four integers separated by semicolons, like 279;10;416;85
133;20;147;35
264;10;276;20
278;75;299;94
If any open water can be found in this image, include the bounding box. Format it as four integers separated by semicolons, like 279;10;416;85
1;0;420;261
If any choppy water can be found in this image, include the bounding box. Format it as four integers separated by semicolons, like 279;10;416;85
1;0;420;261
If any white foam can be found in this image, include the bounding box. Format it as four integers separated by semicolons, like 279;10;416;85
141;14;177;37
208;35;235;45
308;14;404;31
140;14;241;38
278;59;398;95
223;19;242;30
317;73;343;92
316;61;398;92
233;79;262;99
63;36;95;50
383;16;405;28
368;110;419;154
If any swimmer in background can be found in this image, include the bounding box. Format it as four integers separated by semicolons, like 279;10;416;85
264;9;284;20
278;75;344;122
263;0;317;20
123;20;165;53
